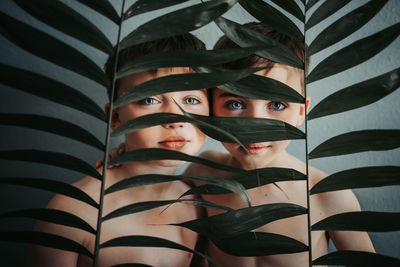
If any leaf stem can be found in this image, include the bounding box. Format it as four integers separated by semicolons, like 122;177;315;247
93;1;126;266
303;4;313;267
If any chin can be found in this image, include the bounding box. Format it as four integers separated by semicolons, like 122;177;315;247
156;159;187;168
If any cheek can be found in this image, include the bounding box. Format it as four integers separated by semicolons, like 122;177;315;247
222;142;239;154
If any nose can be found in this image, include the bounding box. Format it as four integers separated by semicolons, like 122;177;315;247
246;106;265;118
161;98;185;129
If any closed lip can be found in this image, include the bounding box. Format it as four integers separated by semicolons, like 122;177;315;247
244;143;271;154
159;136;189;149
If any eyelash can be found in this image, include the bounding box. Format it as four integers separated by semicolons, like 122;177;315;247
225;100;245;110
137;97;159;105
183;97;200;105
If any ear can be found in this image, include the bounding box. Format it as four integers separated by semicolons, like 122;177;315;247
105;103;120;130
296;96;310;127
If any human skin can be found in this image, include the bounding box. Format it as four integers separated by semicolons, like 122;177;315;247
28;68;209;267
183;63;375;267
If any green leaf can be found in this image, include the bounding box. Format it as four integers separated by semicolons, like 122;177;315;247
308;67;400;120
0;114;104;150
305;0;319;11
213;232;308;256
174;203;307;238
310;166;400;195
109;148;244;174
111;264;153;267
0;64;106;121
308;0;389;56
219;73;305;103
0;208;96;234
214;16;304;69
14;0;113;54
123;0;190;20
194;114;305;143
105;173;249;207
112;112;304;143
313;251;400;266
0;12;109;87
306;0;351;30
0;231;93;258
103;199;232;221
0;177;98;208
312;211;400;232
113;68;261;108
307;23;400;83
100;235;221;267
270;0;304;21
120;0;238;49
0;150;102;180
76;0;120;24
309;130;400;159
238;0;303;40
184;168;306;196
117;47;265;78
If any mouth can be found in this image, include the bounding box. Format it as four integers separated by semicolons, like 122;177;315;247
159;136;189;149
243;144;271;155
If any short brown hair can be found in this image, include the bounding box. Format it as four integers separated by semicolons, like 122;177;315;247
105;34;205;99
214;22;307;71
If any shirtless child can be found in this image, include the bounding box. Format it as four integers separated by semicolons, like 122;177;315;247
98;24;376;267
28;35;209;267
183;23;376;266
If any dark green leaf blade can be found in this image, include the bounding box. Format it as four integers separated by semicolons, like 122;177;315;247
120;0;238;49
219;73;305;103
214;16;304;69
184;168;306;196
0;114;104;150
76;0;120;24
123;0;190;19
0;12;109;87
100;235;220;267
310;166;400;195
309;130;400;159
305;0;319;11
14;0;113;54
109;148;244;174
306;0;351;30
312;211;400;232
103;199;232;221
0;231;93;258
0;150;102;180
308;0;388;56
174;203;307;238
112;113;304;143
117;47;265;78
113;68;261;108
0;177;98;208
308;67;400;120
270;0;304;21
0;64;106;121
214;232;308;256
0;208;96;234
313;251;400;266
105;173;248;207
307;23;400;84
238;0;303;40
111;264;153;267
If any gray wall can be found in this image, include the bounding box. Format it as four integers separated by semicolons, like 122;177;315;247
0;0;399;265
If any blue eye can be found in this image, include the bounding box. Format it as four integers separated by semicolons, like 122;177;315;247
138;97;158;105
269;102;286;111
184;97;200;105
227;100;244;110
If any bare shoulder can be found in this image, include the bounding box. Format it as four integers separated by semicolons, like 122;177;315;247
309;166;361;217
184;150;230;177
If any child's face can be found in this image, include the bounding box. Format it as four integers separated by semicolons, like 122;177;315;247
112;68;209;167
212;64;309;168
